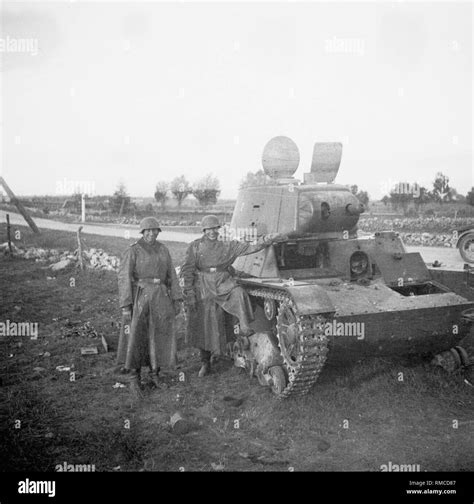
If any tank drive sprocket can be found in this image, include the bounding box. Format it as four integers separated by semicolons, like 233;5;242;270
247;288;330;398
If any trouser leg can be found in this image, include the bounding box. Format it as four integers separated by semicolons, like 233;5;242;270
129;368;143;397
149;367;167;389
220;287;255;336
198;349;211;377
200;349;211;363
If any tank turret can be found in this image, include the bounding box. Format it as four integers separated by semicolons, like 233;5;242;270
231;136;364;240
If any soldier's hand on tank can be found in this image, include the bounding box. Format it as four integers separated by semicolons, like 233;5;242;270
263;233;287;245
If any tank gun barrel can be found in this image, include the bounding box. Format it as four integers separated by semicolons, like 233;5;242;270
346;202;365;216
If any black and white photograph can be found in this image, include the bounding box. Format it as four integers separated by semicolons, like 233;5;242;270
1;0;473;492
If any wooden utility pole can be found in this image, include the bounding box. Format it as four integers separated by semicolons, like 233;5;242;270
119;198;125;217
0;176;40;234
81;194;86;223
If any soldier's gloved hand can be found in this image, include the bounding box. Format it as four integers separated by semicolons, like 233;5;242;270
263;233;287;245
173;300;183;316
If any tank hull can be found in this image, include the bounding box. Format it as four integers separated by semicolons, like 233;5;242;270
238;277;473;363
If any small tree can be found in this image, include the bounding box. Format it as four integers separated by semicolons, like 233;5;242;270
110;182;131;215
466;187;474;206
71;192;83;213
154;181;169;209
381;195;390;207
240;169;271;188
192;173;221;207
170;176;192;207
145;203;154;214
356;191;369;207
432;172;453;204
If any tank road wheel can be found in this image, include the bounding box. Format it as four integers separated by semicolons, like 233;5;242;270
264;298;276;320
247;288;330;399
276;302;300;369
268;366;286;395
459;232;474;264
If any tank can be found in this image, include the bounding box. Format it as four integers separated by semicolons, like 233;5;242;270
225;136;474;398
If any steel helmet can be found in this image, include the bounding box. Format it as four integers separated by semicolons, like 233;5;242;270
201;215;221;230
139;217;162;233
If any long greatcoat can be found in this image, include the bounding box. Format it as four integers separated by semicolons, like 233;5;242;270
117;238;182;370
181;235;267;355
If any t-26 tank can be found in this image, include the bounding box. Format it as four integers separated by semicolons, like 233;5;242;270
226;136;474;398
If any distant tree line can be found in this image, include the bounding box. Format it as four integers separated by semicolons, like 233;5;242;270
382;172;472;214
154;173;221;209
109;174;221;215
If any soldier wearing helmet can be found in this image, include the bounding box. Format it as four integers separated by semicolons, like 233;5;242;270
181;214;284;377
117;216;182;396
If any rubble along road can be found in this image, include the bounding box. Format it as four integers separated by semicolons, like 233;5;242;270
0;210;201;243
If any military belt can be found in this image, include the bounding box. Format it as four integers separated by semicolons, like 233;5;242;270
136;278;162;285
197;267;226;273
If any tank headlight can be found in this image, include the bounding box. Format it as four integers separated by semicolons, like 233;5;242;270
350;251;369;276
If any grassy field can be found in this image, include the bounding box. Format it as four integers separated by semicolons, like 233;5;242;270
1;225;474;472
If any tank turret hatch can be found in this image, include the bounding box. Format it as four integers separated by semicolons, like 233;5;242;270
304;142;343;184
262;136;300;184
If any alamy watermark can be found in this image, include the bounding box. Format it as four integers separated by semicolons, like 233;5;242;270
219;226;258;244
55;461;96;472
18;479;55;498
55;178;96;196
0;320;38;339
0;36;38;56
379;180;421;199
380;461;421;472
324;37;365;56
324;320;365;340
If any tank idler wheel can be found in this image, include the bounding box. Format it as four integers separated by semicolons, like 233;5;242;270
264;298;276;320
268;366;287;395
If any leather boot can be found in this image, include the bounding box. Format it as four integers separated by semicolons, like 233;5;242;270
198;362;211;378
150;371;168;390
129;370;143;398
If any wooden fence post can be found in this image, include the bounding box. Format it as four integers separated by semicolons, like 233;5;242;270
6;214;13;256
77;226;84;270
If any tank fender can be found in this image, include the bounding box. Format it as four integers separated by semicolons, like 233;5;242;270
285;284;335;316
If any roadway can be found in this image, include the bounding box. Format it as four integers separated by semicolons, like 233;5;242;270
0;209;468;269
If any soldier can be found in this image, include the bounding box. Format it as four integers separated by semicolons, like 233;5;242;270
181;214;284;377
117;217;182;396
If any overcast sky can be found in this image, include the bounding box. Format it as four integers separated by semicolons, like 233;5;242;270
0;1;472;200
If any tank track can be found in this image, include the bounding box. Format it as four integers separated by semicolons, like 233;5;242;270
247;287;330;398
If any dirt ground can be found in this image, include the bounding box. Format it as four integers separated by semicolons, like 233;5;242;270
1;225;474;472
